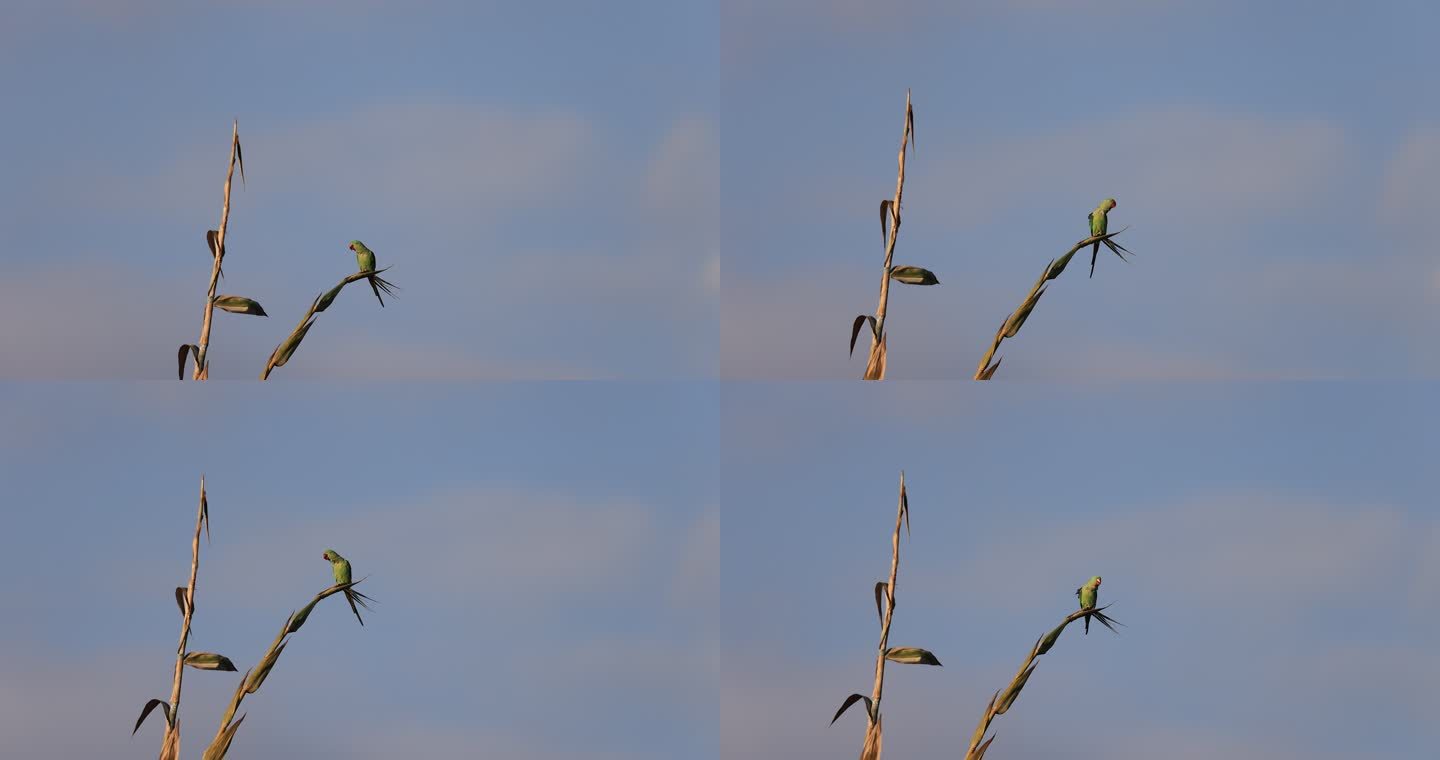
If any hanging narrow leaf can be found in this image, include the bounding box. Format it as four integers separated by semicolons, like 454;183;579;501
899;477;910;537
176;344;198;380
971;734;997;760
884;647;942;666
906;101;915;154
200;484;209;543
132;698;171;735
873;581;887;623
879;199;890;246
977;358;1002;380
234;130;245;188
850;315;876;357
183;652;238;671
212;295;267;316
175;587;189;618
889;266;939;285
202;713;246;760
830;693;873;725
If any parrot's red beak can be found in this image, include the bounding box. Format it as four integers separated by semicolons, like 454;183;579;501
348;244;354;251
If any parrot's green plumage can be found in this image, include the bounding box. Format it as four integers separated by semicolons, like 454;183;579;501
322;548;374;627
1087;199;1117;278
1076;575;1101;635
348;240;397;307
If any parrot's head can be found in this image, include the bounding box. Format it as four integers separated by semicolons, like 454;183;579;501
322;549;337;562
1093;575;1103;587
1102;198;1117;212
348;241;360;252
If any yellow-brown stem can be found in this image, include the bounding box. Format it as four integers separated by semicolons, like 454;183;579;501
161;477;205;758
865;91;912;381
193;122;239;380
863;472;906;759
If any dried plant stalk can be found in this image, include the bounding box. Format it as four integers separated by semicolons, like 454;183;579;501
973;228;1131;380
190;123;242;380
862;93;916;381
961;603;1121;759
830;473;939;760
160;477;208;759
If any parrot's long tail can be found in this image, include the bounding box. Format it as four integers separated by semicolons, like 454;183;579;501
1089;242;1099;278
365;273;398;308
1083;614;1090;635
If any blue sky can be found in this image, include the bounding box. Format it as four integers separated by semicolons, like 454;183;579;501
722;0;1440;379
0;382;718;759
722;382;1436;758
0;1;717;379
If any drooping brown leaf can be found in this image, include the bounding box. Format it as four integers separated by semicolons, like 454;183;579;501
971;734;996;760
873;581;887;623
234;129;245;189
176;344;199;380
977;358;1002;380
201;483;209;543
132;698;171;735
850;315;877;357
879;199;890;245
906;100;915;154
830;693;873;725
175;587;189;618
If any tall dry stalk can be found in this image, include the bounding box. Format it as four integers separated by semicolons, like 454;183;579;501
132;478;374;760
830;472;942;760
961;603;1122;759
852;92;937;381
973;228;1133;380
180;123;265;380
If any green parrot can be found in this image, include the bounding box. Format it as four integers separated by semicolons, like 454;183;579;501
348;240;397;307
1076;575;1101;634
1087;199;1117;278
322;548;374;626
